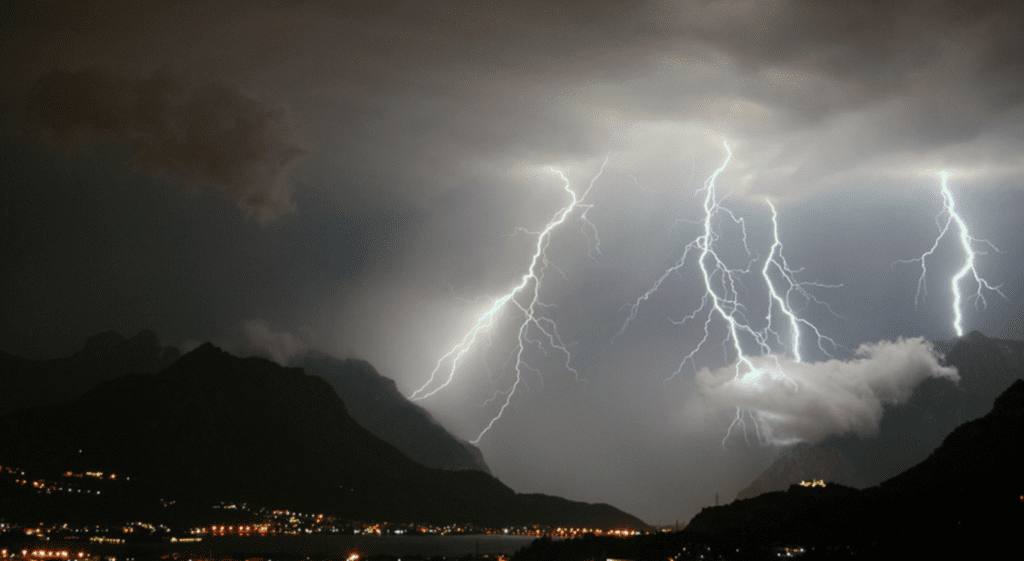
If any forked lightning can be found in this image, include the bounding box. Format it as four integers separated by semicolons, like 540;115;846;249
619;140;838;445
897;171;1004;337
411;158;609;443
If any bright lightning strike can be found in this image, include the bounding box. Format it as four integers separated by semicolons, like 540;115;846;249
411;157;610;444
896;171;1004;337
762;200;842;363
619;140;838;446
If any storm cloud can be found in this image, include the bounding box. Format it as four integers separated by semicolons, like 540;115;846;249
22;65;305;223
2;0;1022;526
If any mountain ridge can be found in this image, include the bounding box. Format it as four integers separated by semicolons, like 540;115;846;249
0;342;647;529
298;352;492;474
0;329;180;417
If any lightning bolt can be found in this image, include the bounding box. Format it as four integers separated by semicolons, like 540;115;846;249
896;171;1004;337
762;200;842;363
619;140;838;446
411;157;610;444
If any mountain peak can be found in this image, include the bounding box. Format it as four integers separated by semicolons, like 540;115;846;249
81;330;128;355
174;341;229;365
167;342;308;384
1;330;181;417
128;329;160;349
298;353;492;475
165;339;224;370
992;379;1024;416
964;330;988;342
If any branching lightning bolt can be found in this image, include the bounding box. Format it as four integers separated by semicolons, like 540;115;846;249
618;140;839;446
762;200;842;363
896;171;1004;337
411;157;610;444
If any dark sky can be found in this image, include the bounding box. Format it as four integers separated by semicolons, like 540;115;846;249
2;0;1022;525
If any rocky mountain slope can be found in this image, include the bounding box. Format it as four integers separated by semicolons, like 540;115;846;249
299;353;491;474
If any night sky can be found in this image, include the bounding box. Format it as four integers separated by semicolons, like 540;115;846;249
2;1;1022;525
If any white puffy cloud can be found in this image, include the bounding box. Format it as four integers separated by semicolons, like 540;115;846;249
696;337;959;445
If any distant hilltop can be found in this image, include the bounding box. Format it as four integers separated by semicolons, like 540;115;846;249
511;376;1024;559
736;331;1024;500
683;377;1024;554
0;329;180;417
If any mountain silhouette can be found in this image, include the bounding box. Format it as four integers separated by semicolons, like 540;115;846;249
298;353;491;474
0;343;646;529
684;378;1024;554
0;330;179;417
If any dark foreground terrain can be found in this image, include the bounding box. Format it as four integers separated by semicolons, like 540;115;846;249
512;379;1024;559
738;331;1024;499
0;340;645;530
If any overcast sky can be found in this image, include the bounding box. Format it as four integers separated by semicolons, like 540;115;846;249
2;0;1022;525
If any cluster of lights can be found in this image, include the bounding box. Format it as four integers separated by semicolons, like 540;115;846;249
798;480;826;488
2;495;645;545
498;526;643;537
355;525;382;536
5;523;118;538
3;465;125;497
4;552;85;559
119;522;167;534
23;552;80;558
548;527;640;537
202;525;269;536
63;471;118;481
269;509;320;518
87;538;122;545
605;529;641;537
212;501;247;510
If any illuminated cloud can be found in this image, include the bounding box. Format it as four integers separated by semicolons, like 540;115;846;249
696;337;959;445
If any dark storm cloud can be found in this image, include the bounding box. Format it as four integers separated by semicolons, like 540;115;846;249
19;65;306;223
5;1;1020;205
305;0;1024;205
